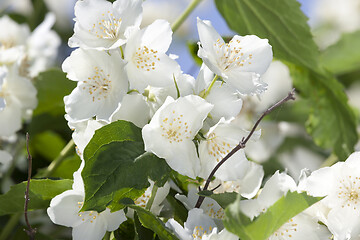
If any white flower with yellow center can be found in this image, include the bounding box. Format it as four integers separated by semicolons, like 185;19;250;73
0;15;29;64
47;163;126;240
198;118;261;182
124;19;181;92
63;48;128;122
197;18;272;95
166;208;237;240
304;151;360;239
69;0;142;50
0;14;60;77
142;95;213;178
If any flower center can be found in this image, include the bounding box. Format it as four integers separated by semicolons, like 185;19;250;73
207;133;232;162
160;111;191;144
132;46;160;72
82;66;111;102
135;191;151;208
214;38;253;71
90;11;122;39
269;218;298;240
203;202;224;219
192;225;213;240
338;175;360;210
76;201;100;223
0;39;15;49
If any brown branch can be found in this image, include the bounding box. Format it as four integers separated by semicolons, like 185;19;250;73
24;133;36;239
195;89;296;208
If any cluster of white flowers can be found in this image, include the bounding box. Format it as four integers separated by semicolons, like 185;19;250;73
0;13;60;178
47;0;274;239
47;0;360;240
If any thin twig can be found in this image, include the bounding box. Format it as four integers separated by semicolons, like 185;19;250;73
24;133;36;239
195;89;296;208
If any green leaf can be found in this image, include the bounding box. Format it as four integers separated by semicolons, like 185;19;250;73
83;120;143;161
33;68;76;116
130;205;179;240
82;120;172;212
51;154;82;179
0;179;72;216
114;218;136;240
198;190;238;209
134;212;156;240
289;65;358;159
215;0;321;73
321;31;360;75
224;192;322;240
166;190;188;226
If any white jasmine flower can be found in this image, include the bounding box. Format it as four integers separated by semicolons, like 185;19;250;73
0;15;29;49
142;95;213;178
26;13;61;77
197;18;272;95
198;118;262;182
0;15;29;64
47;163;126;240
124;19;181;92
133;180;170;215
110;93;151;128
303;151;360;239
0;14;60;77
63;48;128;122
166;208;237;240
69;0;143;50
195;64;243;126
176;187;225;221
0;64;37;137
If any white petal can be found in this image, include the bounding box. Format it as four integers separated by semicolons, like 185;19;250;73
166;219;192;240
125;52;180;91
304;164;340;197
206;82;243;122
228;35;272;75
0;103;22;137
47;190;84;227
142;95;213;178
237;162;264;199
185;209;217;236
111;93;150;128
72;217;107;240
101;208;127;231
137;19;172;52
225;71;267;95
